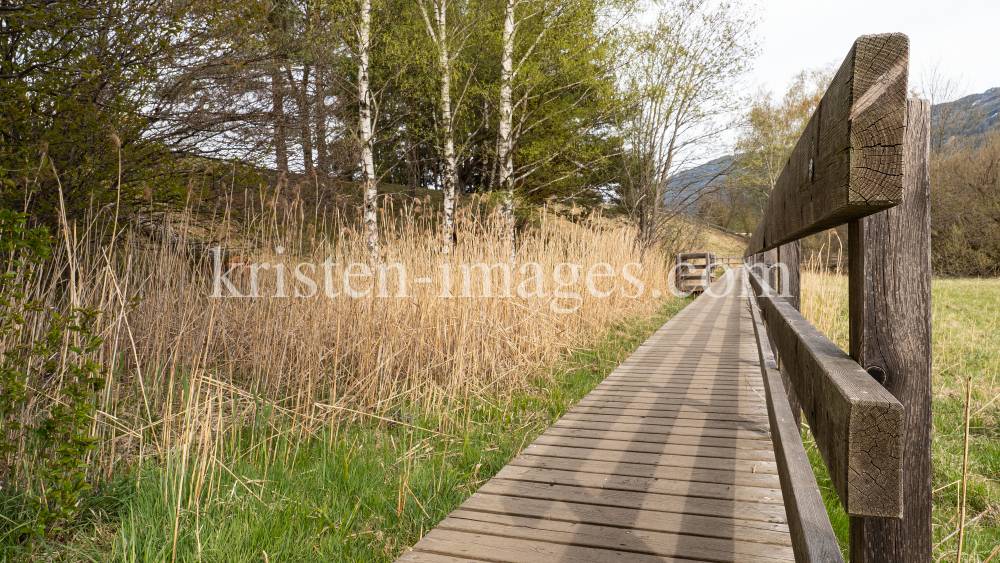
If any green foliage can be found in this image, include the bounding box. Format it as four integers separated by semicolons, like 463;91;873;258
0;211;106;546
28;308;106;538
0;211;52;470
0;0;190;226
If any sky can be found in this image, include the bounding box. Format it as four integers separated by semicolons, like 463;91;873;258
751;0;1000;100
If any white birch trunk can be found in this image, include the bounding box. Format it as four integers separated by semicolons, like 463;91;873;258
358;0;379;260
421;0;457;253
498;0;516;264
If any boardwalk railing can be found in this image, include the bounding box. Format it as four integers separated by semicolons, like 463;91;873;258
674;252;716;293
742;33;932;563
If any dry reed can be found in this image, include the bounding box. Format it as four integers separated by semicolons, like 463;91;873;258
2;194;672;487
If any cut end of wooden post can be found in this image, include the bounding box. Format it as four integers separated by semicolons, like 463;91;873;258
845;399;904;518
744;33;910;256
847;33;910;206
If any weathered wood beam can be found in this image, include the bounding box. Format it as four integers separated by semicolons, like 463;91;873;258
677;252;712;262
747;270;904;518
777;241;802;429
745;33;909;256
847;99;933;562
744;271;843;563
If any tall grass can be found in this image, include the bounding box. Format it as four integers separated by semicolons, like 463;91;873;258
1;194;672;529
801;266;1000;562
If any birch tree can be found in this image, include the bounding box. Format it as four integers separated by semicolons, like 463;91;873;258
416;0;475;253
355;0;379;258
497;0;517;261
491;0;630;262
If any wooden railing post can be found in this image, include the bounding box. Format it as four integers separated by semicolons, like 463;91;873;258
847;98;932;562
778;241;802;429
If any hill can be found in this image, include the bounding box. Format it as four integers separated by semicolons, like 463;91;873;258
673;87;1000;208
932;87;1000;144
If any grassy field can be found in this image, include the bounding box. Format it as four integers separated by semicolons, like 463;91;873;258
2;296;689;562
801;271;1000;562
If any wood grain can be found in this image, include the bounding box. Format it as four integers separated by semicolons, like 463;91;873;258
745;33;909;255
847;99;933;563
749;270;904;518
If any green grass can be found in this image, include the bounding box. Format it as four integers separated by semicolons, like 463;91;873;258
801;277;1000;562
7;298;691;562
929;278;1000;562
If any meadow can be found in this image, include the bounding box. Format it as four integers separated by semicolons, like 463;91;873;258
801;267;1000;562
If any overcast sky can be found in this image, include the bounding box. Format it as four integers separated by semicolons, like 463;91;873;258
751;0;1000;100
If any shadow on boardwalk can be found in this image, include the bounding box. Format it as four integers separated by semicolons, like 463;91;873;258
396;270;793;563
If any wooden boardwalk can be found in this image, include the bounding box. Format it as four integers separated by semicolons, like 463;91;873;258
396;270;794;563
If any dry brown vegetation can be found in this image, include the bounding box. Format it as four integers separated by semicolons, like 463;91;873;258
4;196;673;485
931;130;1000;276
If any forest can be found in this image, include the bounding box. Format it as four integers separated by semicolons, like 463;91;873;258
2;0;758;254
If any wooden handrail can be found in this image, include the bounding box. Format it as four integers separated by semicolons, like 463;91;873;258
743;34;933;563
744;271;844;563
745;33;910;256
748;270;904;518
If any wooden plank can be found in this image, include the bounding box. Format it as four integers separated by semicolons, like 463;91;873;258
572;400;767;418
577;394;766;414
569;400;768;415
493;464;784;504
565;405;768;424
397;551;492;563
520;443;779;475
607;366;760;375
552;415;772;440
530;435;776;462
506;455;782;489
549;418;772;442
677;252;712;261
748;271;904;517
847;99;933;563
570;403;767;419
606;353;759;363
410;528;706;563
455;493;791;544
542;425;771;450
608;369;762;378
611;362;762;370
476;478;786;522
581;387;765;401
592;383;765;396
440;512;796;562
598;380;763;393
557;414;772;439
585;388;766;404
745;270;845;563
598;377;762;389
745;33;909;255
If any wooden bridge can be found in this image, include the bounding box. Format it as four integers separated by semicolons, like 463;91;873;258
395;33;932;563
